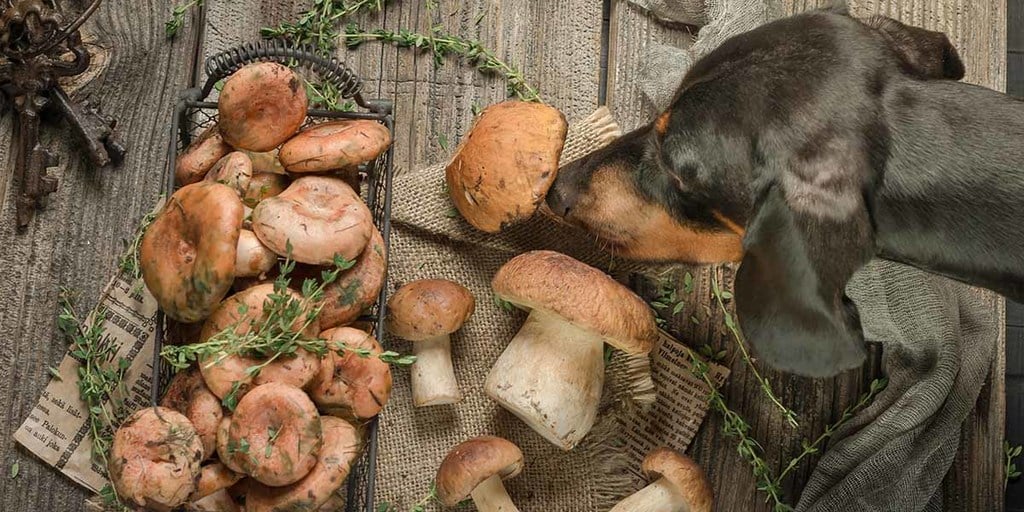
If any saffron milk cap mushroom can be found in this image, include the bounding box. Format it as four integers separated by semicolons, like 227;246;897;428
609;448;713;512
446;101;567;232
252;175;373;265
310;326;393;420
318;226;387;330
279;119;391;173
243;173;289;207
386;279;475;407
242;149;287;175
234;229;278;278
436;436;524;511
485;250;657;450
217;62;307;152
160;367;224;460
140;181;244;323
203;151;253;196
176;123;232;186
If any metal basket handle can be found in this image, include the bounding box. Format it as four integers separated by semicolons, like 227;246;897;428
199;40;388;114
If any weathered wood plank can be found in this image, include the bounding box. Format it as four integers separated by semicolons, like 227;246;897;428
0;1;204;510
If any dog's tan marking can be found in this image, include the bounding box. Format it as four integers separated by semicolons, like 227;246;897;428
712;210;745;236
655;111;671;135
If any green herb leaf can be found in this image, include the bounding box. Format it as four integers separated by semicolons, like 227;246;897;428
9;461;19;479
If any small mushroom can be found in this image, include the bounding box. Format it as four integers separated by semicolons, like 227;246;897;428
252;175;373;265
318;226;387;330
436;436;523;511
108;407;205;512
387;279;475;407
187;489;240;512
243;172;290;208
484;250;657;450
246;416;361;511
160;366;224;460
242;149;287;175
446;100;568;232
216;417;245;474
234;229;278;278
218;62;308;152
609;448;712;512
310;326;393;420
191;462;244;501
140;181;244;323
204;151;253;196
176;123;233;186
279;119;392;173
223;382;323;487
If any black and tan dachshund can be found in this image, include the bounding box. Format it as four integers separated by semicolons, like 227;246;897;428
545;6;1024;378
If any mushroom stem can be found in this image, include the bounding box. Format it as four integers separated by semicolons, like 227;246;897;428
469;474;520;512
484;308;604;450
410;334;462;406
609;477;686;512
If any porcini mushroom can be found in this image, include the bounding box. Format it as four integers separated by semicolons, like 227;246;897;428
234;230;278;278
446;101;567;232
485;250;657;450
217;62;307;152
436;436;523;511
108;407;205;511
279;119;392;173
204;151;253;196
387;279;474;407
252;175;373;265
310;326;393;420
160;367;224;460
176;124;233;186
140;181;244;323
318;226;387;330
609;448;712;512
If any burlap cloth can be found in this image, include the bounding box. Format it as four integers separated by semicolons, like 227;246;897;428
631;1;1005;512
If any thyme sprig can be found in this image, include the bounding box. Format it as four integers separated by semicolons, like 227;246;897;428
166;0;203;38
260;0;388;50
118;201;161;285
343;25;542;102
710;275;799;428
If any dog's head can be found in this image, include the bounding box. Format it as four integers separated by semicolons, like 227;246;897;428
546;11;965;377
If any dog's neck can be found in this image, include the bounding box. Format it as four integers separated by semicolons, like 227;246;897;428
873;80;1024;300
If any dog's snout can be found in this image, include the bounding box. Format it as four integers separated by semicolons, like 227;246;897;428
546;181;578;218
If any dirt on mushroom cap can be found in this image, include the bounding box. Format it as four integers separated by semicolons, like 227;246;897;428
160;366;223;460
108;407;205;512
279;119;392;173
225;382;323;487
310;327;393;420
140;181;244;323
386;279;475;341
435;436;524;507
217;62;308;152
491;250;657;354
245;416;362;511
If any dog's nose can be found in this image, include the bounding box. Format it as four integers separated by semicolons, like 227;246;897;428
545;181;578;218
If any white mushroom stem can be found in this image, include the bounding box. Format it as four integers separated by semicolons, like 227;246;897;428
469;474;520;512
609;477;686;512
410;334;462;406
484;308;604;450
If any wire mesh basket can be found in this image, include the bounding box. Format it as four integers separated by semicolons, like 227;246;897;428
152;41;394;512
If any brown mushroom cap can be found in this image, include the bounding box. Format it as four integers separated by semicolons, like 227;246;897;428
245;416;362;511
176;124;233;186
191;462;244;501
386;279;475;341
109;407;205;512
204;151;253;196
252;175;373;265
160;367;224;460
188;488;241;512
140;181;244;323
243;172;290;208
235;229;278;278
318;226;387;330
446;101;568;232
218;62;308;152
310;327;393;420
216;417;245;474
436;436;524;507
242;149;287;175
279;120;392;173
491;250;656;355
641;448;713;512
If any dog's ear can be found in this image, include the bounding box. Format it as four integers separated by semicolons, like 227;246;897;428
864;15;965;80
734;185;870;378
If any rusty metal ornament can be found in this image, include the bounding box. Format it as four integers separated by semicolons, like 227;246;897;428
0;0;124;229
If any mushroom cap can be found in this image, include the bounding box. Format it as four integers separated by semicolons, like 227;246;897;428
242;149;287;175
235;229;278;278
252;175;373;265
140;181;244;323
310;327;393;420
491;250;656;355
191;462;244;501
243;172;290;208
245;416;362;511
446;101;567;232
108;407;205;512
204;151;253;196
188;488;241;512
160;366;224;460
318;226;387;330
279;119;392;173
216;417;245;474
641;448;713;512
436;436;524;507
176;123;233;186
386;279;475;341
218;62;308;152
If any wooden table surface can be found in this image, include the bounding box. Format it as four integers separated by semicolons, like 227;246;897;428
0;0;1007;510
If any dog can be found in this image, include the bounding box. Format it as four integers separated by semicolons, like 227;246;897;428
545;6;1024;378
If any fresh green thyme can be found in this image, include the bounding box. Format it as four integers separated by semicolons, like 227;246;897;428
57;290;129;508
1006;441;1023;487
118;202;161;286
260;0;389;50
710;275;799;428
166;0;203;38
9;461;18;479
